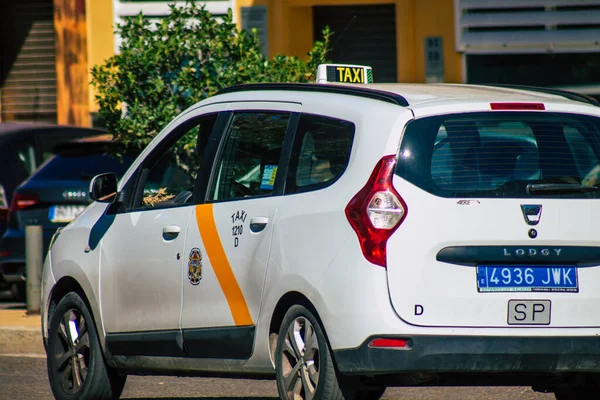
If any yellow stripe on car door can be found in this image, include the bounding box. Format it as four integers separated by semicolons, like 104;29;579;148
195;204;253;326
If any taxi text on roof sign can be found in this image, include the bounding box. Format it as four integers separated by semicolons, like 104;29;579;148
316;64;373;84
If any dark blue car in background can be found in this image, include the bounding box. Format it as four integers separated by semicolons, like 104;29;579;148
0;136;136;300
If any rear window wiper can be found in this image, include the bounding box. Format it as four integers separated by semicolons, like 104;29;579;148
526;183;599;194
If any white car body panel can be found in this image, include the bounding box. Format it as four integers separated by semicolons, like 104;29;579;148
44;202;110;343
100;206;194;332
181;198;280;330
387;180;600;328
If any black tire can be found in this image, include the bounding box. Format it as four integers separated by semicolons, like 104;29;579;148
354;386;386;400
554;385;597;400
46;292;126;400
11;282;25;302
275;304;353;400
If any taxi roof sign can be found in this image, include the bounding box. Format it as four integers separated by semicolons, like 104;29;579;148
316;64;373;85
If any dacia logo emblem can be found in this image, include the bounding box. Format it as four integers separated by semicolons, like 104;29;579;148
521;205;542;226
188;248;203;285
62;189;86;200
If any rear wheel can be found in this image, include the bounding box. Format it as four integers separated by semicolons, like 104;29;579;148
47;292;126;400
275;304;352;400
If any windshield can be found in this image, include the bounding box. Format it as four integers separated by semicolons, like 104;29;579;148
396;112;600;198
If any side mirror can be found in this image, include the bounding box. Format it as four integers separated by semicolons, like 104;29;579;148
89;173;118;203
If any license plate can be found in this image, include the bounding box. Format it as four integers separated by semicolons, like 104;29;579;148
477;265;578;292
507;299;551;325
49;205;87;223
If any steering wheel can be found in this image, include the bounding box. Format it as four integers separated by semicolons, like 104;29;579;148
231;181;254;197
172;190;193;205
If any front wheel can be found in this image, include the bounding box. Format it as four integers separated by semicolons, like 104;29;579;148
47;292;126;400
275;304;354;400
354;386;386;400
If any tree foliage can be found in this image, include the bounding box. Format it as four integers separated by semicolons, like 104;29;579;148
91;1;332;153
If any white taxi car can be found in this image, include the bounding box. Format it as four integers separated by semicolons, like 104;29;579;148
42;64;600;400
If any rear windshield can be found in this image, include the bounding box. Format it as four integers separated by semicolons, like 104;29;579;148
396;112;600;198
33;153;135;181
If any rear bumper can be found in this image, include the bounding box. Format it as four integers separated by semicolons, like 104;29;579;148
333;335;600;375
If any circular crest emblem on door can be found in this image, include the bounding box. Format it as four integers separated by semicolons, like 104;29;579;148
188;247;203;285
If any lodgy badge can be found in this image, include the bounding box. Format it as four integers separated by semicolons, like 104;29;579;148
503;248;562;257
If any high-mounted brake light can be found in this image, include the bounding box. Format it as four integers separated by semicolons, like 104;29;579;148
490;102;545;110
10;193;39;211
345;155;407;268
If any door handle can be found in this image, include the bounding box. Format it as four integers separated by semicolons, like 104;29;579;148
249;217;269;233
162;225;181;240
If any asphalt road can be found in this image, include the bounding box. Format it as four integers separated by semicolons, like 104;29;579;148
0;356;556;400
0;291;555;399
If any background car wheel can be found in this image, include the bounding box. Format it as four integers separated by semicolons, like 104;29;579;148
275;304;353;400
47;292;126;400
11;282;25;302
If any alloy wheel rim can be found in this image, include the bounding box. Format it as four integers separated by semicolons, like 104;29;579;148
281;316;320;400
52;308;90;394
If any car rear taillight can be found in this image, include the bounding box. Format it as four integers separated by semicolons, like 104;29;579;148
345;155;407;268
10;193;39;211
368;338;410;349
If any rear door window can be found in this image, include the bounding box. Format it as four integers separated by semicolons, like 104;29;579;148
396;112;600;198
285;114;355;194
209;112;289;201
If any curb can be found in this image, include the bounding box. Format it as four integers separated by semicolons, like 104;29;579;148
0;307;45;356
0;326;45;356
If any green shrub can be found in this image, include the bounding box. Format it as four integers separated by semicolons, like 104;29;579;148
91;1;331;153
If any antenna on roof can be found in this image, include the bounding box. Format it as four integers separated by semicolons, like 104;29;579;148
304;15;357;83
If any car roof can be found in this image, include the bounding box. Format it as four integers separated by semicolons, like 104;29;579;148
53;134;138;156
365;83;595;107
0;122;105;139
211;82;599;110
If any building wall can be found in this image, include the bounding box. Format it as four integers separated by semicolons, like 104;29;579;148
0;1;58;123
236;0;462;83
86;0;115;115
5;0;464;126
53;0;90;126
413;0;461;83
